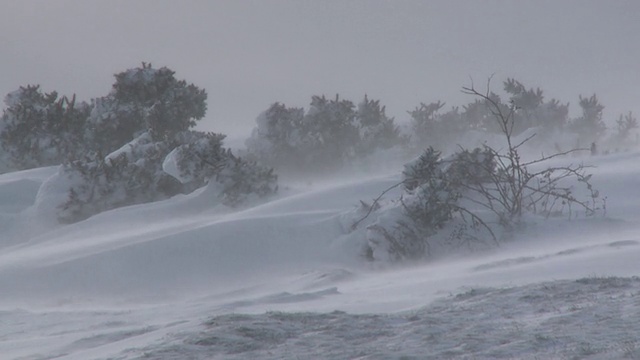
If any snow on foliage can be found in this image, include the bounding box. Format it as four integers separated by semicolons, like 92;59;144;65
0;85;90;170
0;63;206;173
355;95;403;155
571;94;607;145
54;130;277;223
351;81;605;262
166;131;231;185
246;94;404;174
85;63;208;154
0;63;278;223
245;103;306;168
354;147;498;262
165;130;278;206
211;153;278;207
407;79;572;153
57;133;182;223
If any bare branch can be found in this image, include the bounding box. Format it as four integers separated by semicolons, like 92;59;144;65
351;180;405;230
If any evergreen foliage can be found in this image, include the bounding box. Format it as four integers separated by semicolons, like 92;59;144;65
86;63;207;154
213;153;278;207
169;131;229;189
2;68;636;229
166;130;278;206
461;95;503;133
247;94;404;173
59;147;182;223
301;94;360;169
355;95;402;155
401;148;462;233
407;78;570;151
614;112;638;144
0;86;90;169
503;78;569;134
358;80;604;262
363;146;496;261
0;63;277;223
59;128;277;223
245;102;305;167
407;101;447;147
571;94;606;144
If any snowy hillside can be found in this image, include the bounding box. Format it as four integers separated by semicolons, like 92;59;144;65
1;150;640;359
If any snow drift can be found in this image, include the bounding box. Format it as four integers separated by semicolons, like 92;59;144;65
0;149;639;359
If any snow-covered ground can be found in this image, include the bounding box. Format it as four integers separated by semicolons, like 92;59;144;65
1;150;640;359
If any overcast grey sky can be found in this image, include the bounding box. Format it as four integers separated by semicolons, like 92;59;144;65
1;0;639;138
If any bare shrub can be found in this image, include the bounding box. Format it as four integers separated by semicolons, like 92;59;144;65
356;78;603;261
460;79;601;228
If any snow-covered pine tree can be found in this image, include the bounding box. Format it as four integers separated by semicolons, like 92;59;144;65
166;130;278;206
0;63;278;223
407;101;445;147
85;63;207;154
58;132;182;223
247;94;365;173
614;111;638;145
164;131;229;191
60;128;278;223
57;64;214;222
301;94;359;170
245;102;305;169
364;146;494;261
503;78;568;134
355;95;402;156
0;86;90;171
213;153;278;207
461;97;503;133
571;94;606;144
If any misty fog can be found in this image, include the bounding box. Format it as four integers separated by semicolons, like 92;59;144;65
2;1;639;139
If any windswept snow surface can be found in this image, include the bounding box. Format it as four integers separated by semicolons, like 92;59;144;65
1;151;640;359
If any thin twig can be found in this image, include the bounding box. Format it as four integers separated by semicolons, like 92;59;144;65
351;180;406;230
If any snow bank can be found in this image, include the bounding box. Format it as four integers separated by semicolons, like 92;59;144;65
30;165;80;226
0;166;61;244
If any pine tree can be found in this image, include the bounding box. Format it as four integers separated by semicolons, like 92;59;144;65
615;112;638;144
86;63;207;154
0;85;90;170
355;95;402;155
503;78;568;134
245;102;305;168
571;94;606;143
302;94;359;168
